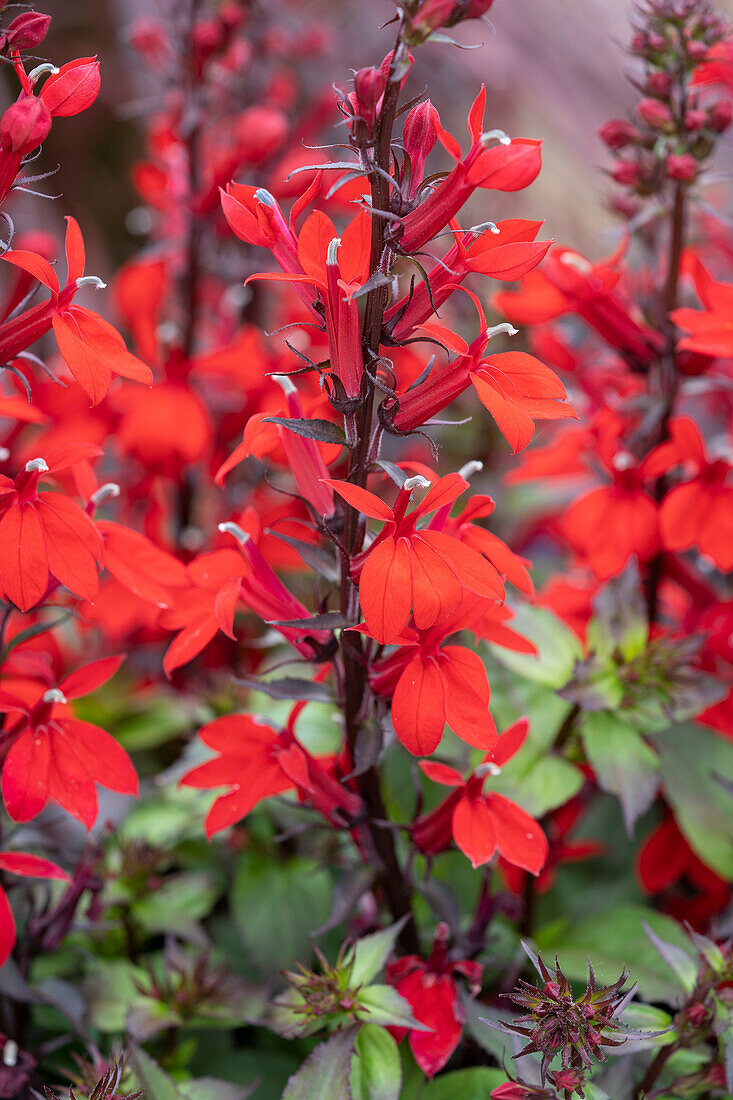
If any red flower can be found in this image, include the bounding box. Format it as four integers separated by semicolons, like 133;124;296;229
0;443;104;610
180;708;362;838
386;923;482;1077
0;657;138;828
671;253;733;357
328;472;504;644
1;218;152;404
647;417;733;571
0;851;69;966
412;719;548;874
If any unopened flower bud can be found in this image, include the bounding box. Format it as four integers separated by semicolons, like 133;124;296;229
0;95;51;154
686;39;709;62
646;71;673;98
403;98;439;197
685;107;707;131
685;1001;710;1027
637;97;674;131
5;11;51;51
353;66;386;129
708;98;733;133
599;118;641;149
612;158;641;186
666;152;698;182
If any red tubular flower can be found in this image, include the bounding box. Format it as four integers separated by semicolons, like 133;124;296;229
386;923;483;1077
38;57;101;117
402;99;439;199
0;851;69;967
646;417;733;570
395;86;542;254
0;656;138;828
672;253;733;357
385;219;552;343
391;296;575;452
0;443;104;610
180;709;363;838
1;218;152;404
327;472;504;645
412;719;548;874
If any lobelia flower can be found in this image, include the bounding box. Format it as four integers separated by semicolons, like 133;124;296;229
180;706;363;838
392;86;542;254
0;656;138;828
0;442;104;610
645;416;733;571
390;293;575;451
672;251;733;357
412;718;548;874
1;217;152;404
386;923;483;1077
327;472;504;645
0;850;69;966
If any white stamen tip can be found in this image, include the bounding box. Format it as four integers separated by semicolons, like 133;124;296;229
475;761;502;778
218;521;250;545
486;323;519;339
458;460;484;480
326;237;341;265
471;220;500;236
611;450;635;471
0;447;10;462
76;275;106;291
559;251;592;275
272;373;297;395
90;482;120;505
2;1040;18;1068
28;63;59;85
42;688;67;705
403;474;432;492
255;188;277;207
25;458;49;473
480;129;511;147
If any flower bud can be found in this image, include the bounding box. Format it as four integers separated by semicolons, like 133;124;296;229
646;71;672;98
612;159;641;186
637;97;674;131
413;0;456;36
599;118;641;149
685;107;707;131
708;98;733;133
353;66;386;129
0;95;51;154
403;98;439;197
685;1002;710;1027
666;152;698;182
5;11;51;51
686;39;709;62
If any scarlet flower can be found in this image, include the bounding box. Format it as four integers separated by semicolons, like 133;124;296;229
646;416;733;570
1;217;153;404
0;443;104;610
328;472;504;645
0;656;138;828
412;719;548;874
0;851;69;967
386;923;483;1077
672;253;733;357
37;57;101;118
394;86;542;253
180;708;362;838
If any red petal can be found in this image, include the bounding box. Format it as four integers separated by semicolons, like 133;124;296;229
419;760;464;787
0;887;16;967
60;655;125;700
325;479;394;521
391;655;445;756
409;535;464;631
488;793;548;875
2;728;50;822
0;851;69;882
0;503;48;611
492;718;530;767
440;646;498;751
64;217;85;282
52;312;112;404
359;537;413;644
36;494;102;601
452;795;497;867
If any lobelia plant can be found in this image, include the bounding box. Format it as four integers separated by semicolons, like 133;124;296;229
0;0;731;1099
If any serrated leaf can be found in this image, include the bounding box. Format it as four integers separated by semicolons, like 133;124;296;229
281;1026;358;1100
356;985;430;1030
264;416;347;446
350;1024;401;1100
346;918;408;987
130;1045;184;1100
582;713;660;834
643;921;698;994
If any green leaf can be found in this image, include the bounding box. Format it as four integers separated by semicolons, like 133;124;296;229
491;753;583;818
134;871;220;939
538;904;698;1002
657;724;733;879
421;1068;507;1099
350;1024;401;1100
232;852;332;976
582;713;660;833
264;416;347;446
346;918;407;987
281;1026;358;1100
130;1045;184;1100
643;921;698;993
356;985;427;1030
490;604;583;689
179;1079;257;1100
